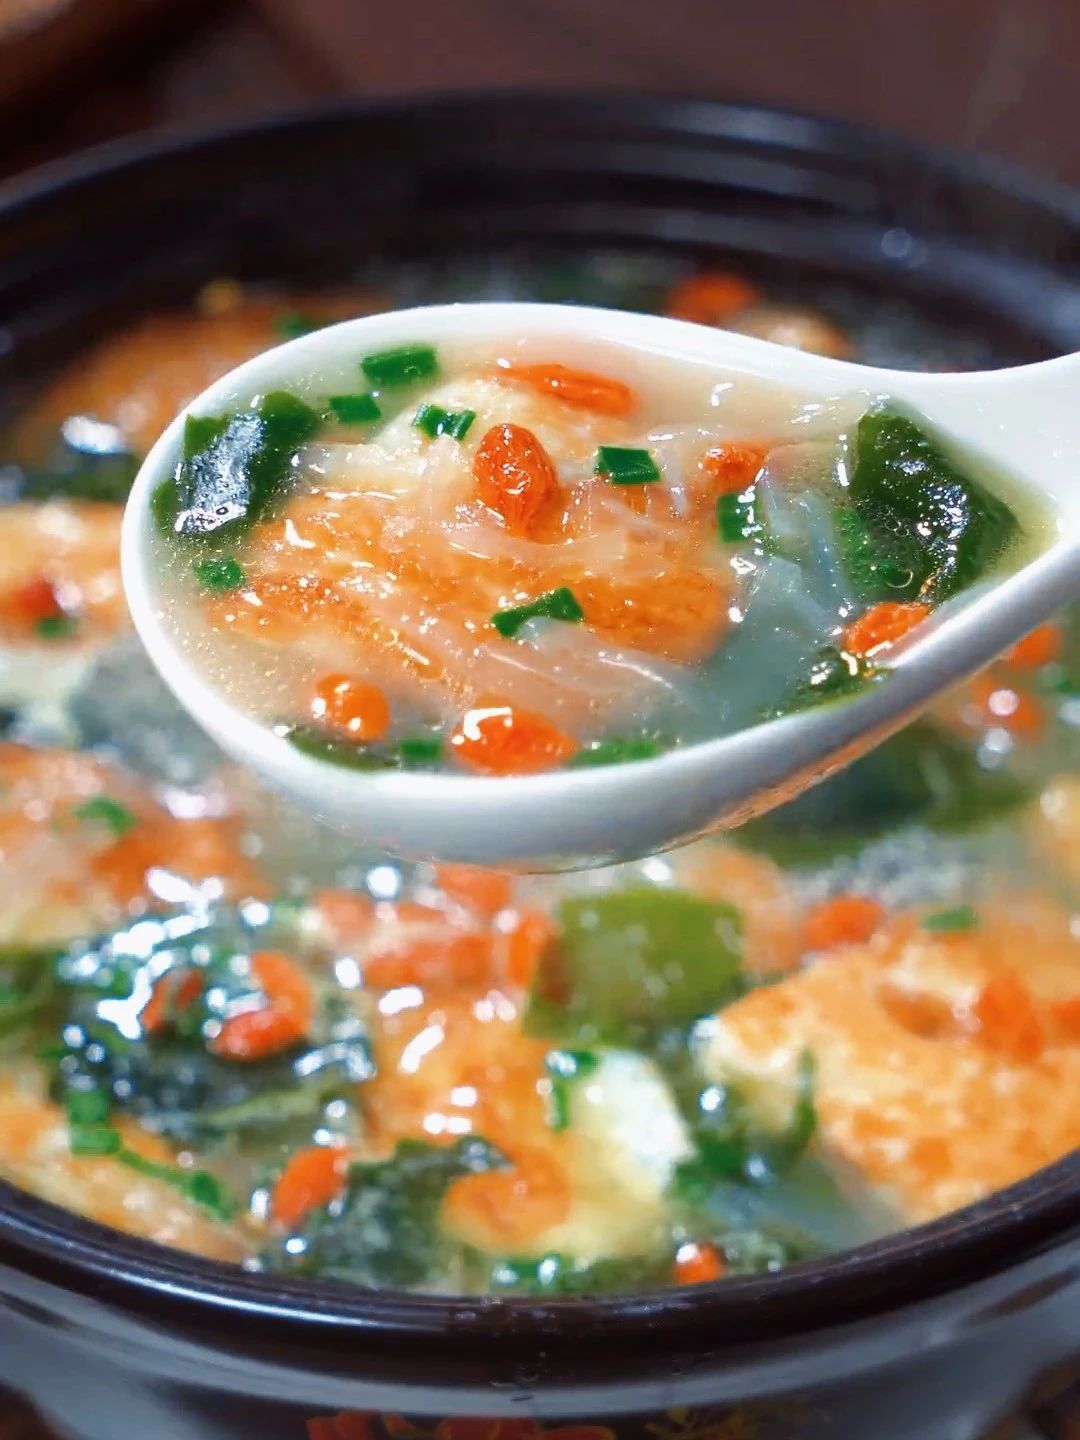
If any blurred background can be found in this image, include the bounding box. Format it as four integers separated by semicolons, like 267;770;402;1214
1;0;1079;186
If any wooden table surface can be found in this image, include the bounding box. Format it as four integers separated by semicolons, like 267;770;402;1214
1;0;1079;188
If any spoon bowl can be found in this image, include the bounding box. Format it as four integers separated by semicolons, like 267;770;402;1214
121;303;1080;868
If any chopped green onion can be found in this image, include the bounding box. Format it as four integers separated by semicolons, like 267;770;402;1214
568;736;664;767
284;726;396;770
361;344;439;389
69;1125;122;1156
594;446;662;485
921;904;979;933
192;556;246;592
328;393;381;425
35;614;77;640
74;796;138;837
544;1048;599;1131
412;404;476;441
66;1088;110;1127
717;489;762;543
493;587;585;638
275;311;325;340
398;735;444;768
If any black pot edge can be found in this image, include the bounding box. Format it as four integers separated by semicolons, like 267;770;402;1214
2;89;1080;231
0;88;1076;1362
0;1143;1076;1357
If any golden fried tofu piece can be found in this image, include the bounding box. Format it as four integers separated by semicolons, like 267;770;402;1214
701;899;1080;1224
0;1066;250;1263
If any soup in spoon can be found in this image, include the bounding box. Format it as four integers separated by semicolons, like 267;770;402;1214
145;332;1033;776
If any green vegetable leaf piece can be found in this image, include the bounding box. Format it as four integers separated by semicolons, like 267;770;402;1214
69;1124;122;1156
48;909;372;1145
920;904;979;933
717;489;763;543
74;795;138;836
0;945;59;1040
16;450;139;505
274;311;326;340
65;1087;110;1126
412;404;476;441
771;645;879;717
192;556;246;592
666;1049;817;1190
267;1136;506;1287
116;1148;236;1220
487;1250;673;1295
34;614;77;640
327;393;381;425
734;719;1031;864
398;734;444;768
492;586;585;638
595;446;662;485
158;391;319;542
526;887;743;1047
567;735;665;768
284;726;397;770
850;407;1020;602
360;345;439;389
543;1048;598;1130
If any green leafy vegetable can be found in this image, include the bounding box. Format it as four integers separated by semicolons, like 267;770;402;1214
492;587;585;638
487;1250;672;1295
327;394;381;425
595;446;661;485
73;795;138;836
735;719;1031;864
69;1124;122;1156
284;726;397;770
360;345;439;389
771;645;878;717
526;887;743;1047
412;404;476;441
48;909;372;1146
543;1048;598;1130
116;1148;235;1220
666;1049;817;1190
274;311;327;340
154;391;319;542
0;946;58;1039
192;556;246;592
567;735;666;767
920;904;979;933
850;407;1020;602
266;1137;506;1287
65;1087;109;1126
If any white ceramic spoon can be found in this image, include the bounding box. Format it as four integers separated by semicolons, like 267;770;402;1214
122;303;1080;869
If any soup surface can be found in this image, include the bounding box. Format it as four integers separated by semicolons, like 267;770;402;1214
0;263;1076;1294
147;335;1033;774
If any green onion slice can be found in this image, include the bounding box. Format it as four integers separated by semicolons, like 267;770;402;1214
328;393;381;425
192;556;246;592
74;796;138;836
920;904;979;933
717;489;763;543
361;345;439;389
595;446;662;485
493;587;585;638
413;404;476;441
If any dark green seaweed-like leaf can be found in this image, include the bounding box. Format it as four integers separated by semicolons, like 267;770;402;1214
266;1137;507;1288
154;391;319;541
848;407;1020;602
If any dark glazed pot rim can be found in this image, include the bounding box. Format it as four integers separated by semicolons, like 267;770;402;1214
0;92;1077;1364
